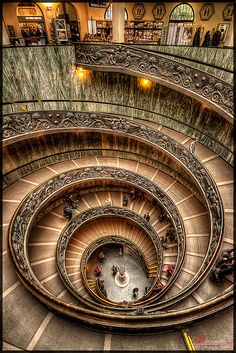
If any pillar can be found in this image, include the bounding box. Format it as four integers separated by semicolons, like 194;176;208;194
112;3;124;43
2;19;10;45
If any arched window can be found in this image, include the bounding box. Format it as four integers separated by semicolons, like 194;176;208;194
170;3;194;22
104;4;128;20
167;3;194;46
170;4;194;22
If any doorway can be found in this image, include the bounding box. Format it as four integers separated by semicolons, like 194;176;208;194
167;3;194;46
55;2;80;39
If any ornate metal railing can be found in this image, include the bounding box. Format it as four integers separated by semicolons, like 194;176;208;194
3;111;233;168
6;112;224;288
4;106;232;330
79;235;152;306
75;44;233;120
7;171;230;329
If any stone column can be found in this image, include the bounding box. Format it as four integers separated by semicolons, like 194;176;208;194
2;19;10;45
112;3;124;43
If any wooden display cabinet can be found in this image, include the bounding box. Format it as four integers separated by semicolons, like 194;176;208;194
125;21;163;44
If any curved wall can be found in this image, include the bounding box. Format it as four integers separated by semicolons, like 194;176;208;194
2;46;233;164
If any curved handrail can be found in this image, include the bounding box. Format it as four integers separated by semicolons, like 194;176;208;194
75;44;233;121
80;235;152;306
58;212;161;306
2;110;233;167
5;257;232;332
8;166;185;308
7;113;224;302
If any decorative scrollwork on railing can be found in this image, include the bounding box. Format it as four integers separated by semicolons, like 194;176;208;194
78;234;152;306
74;44;233;117
9;167;185;289
6;111;223;281
56;209;162;306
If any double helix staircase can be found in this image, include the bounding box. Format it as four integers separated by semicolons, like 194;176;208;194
2;44;233;351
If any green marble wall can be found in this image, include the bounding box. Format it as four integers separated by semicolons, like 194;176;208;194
3;46;233;164
134;45;233;83
3;46;75;102
134;45;233;70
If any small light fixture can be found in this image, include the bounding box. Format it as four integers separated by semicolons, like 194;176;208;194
47;6;52;10
76;67;91;80
138;77;152;89
201;103;210;111
76;67;85;79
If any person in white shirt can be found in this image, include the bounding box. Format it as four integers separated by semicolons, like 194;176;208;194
189;139;197;154
105;196;112;206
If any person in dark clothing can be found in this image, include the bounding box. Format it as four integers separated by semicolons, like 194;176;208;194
192;27;201;46
130;188;136;199
145;286;151;294
71;32;80;42
158;209;166;222
211;30;221;47
133;287;139;297
202;31;211;47
123;195;128;206
98;251;105;262
63;205;72;220
218;263;234;281
104;24;110;40
211;261;234;283
36;28;41;37
25;39;32;47
166;228;175;242
144;212;150;222
111;264;118;275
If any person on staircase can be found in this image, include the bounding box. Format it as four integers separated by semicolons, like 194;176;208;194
95;265;102;276
63;204;72;220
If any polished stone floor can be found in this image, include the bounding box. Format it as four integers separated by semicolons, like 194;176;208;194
87;244;153;303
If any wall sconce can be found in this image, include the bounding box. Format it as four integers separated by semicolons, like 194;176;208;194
201;103;210;111
47;6;52;11
76;67;91;80
138;77;152;90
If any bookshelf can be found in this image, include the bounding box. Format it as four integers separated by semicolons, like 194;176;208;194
125;21;164;44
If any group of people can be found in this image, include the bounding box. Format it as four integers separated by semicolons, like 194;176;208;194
21;27;42;38
63;191;76;220
160;227;176;249
123;195;129;206
193;27;223;48
95;250;106;275
211;249;235;283
130;188;144;202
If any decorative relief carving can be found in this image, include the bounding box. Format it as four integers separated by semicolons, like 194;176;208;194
5;112;223;268
6;112;224;302
9;166;185;287
57;208;163;276
2;111;224;235
132;3;146;20
75;234;151;304
200;4;215;20
73;44;232;116
152;3;166;20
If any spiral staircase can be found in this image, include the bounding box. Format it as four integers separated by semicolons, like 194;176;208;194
2;44;234;351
